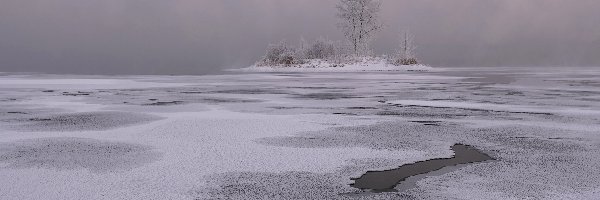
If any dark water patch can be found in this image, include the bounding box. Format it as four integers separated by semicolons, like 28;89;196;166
376;111;468;119
350;144;494;192
333;112;359;116
11;111;163;131
471;93;495;96
547;137;582;141
506;91;524;96
62;91;94;96
62;93;89;96
120;89;146;92
29;117;51;121
388;103;554;116
268;106;302;110
479;100;508;105
580;98;600;102
42;90;55;93
0;137;161;172
287;86;349;90
512;136;534;139
7;111;28;115
210;89;288;95
414;87;446;91
410;121;442;124
510;111;553;116
200;97;261;103
291;93;360;100
410;121;443;126
145;100;184;106
181;91;204;94
347;107;378;110
274;74;306;77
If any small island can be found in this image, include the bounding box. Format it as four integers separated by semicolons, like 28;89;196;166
242;0;432;72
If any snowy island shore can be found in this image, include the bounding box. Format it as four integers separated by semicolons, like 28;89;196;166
236;58;434;73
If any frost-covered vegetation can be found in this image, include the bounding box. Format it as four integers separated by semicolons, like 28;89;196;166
390;31;419;66
256;39;346;67
255;0;422;69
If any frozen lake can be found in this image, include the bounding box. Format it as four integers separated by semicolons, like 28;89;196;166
0;67;599;199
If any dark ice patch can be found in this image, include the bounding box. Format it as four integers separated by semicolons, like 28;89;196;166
11;111;163;131
376;111;468;119
144;101;185;106
210;89;288;95
291;93;360;100
7;111;28;115
200;97;262;104
410;121;443;126
62;91;93;96
191;171;405;200
0;137;161;172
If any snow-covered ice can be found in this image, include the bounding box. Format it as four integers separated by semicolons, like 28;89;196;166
0;67;599;199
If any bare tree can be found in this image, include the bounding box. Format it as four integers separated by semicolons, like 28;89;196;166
336;0;383;56
393;30;419;65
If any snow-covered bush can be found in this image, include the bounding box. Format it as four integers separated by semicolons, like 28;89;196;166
257;41;305;66
304;38;337;60
392;57;419;66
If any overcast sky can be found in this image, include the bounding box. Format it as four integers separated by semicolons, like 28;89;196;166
1;0;599;75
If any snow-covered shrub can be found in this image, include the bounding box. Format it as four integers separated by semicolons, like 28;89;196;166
304;38;337;60
257;41;305;66
392;57;419;66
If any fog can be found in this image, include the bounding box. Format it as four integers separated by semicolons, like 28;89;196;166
1;0;599;75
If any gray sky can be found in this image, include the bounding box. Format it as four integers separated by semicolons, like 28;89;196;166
1;0;599;75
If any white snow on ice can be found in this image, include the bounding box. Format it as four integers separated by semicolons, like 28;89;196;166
0;67;599;199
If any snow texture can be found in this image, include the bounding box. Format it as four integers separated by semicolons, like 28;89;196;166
0;66;599;199
7;111;163;132
0;137;161;172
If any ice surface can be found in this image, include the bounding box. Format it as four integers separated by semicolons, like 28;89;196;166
0;137;160;172
0;67;599;199
387;99;600;115
7;111;163;132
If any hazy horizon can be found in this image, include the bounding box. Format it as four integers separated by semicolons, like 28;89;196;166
1;0;599;75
